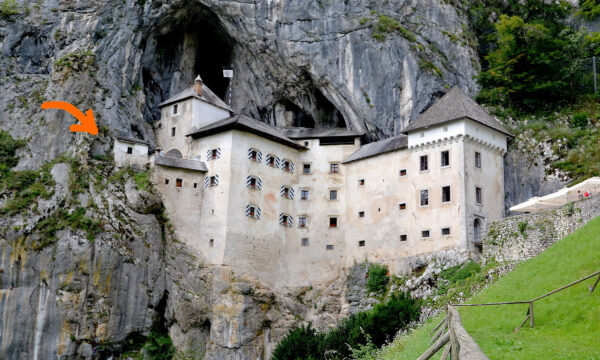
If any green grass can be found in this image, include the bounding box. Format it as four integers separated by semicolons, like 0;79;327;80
371;215;600;360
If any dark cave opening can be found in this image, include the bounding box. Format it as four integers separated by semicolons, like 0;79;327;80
141;4;234;122
267;87;347;128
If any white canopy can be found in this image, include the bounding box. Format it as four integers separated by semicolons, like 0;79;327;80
510;177;600;213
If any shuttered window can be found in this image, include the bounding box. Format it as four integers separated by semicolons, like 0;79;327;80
282;160;294;173
245;205;261;219
266;154;279;168
281;186;295;199
204;175;220;188
246;176;262;190
279;214;293;227
206;148;221;160
248;148;263;163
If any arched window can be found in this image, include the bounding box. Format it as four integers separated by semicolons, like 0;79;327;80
474;218;482;243
165;149;183;158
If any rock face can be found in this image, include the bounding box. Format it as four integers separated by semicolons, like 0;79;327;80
0;0;479;170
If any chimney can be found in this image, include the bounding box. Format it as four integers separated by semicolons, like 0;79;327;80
194;75;203;96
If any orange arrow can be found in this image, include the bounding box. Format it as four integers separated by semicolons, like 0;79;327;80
41;101;98;135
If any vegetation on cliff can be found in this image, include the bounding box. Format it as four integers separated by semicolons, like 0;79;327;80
272;292;420;360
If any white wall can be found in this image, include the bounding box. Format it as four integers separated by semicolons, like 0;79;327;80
192;99;230;130
113;140;148;167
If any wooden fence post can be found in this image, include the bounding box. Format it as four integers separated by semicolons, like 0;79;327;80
529;302;534;328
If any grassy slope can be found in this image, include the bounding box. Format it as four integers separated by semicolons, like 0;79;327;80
373;216;600;360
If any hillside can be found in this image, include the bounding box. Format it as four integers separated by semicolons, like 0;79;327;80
371;215;600;359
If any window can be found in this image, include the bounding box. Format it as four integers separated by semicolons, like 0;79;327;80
304;141;309;147
127;147;133;154
441;150;450;167
173;104;178;114
298;217;307;228
442;186;451;203
400;234;408;241
326;244;334;250
210;149;218;160
399;203;407;210
329;217;338;228
246;176;261;190
399;169;407;177
157;123;162;130
421;230;431;238
301;238;309;247
330;163;339;173
193;183;198;188
358;179;365;186
267;155;277;167
420;155;428;171
476;187;482;204
165;178;170;185
281;186;294;199
176;178;183;187
443;126;448;132
279;214;293;227
303;163;311;174
205;175;219;188
282;160;294;172
359;240;366;247
209;239;214;247
171;127;176;137
420;132;425;138
246;205;261;219
301;190;309;200
420;190;429;206
442;227;451;236
358;211;365;218
329;190;338;200
475;152;482;169
248;148;261;162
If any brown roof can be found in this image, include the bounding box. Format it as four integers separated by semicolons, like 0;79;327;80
342;135;408;164
158;84;231;111
402;87;512;136
186;115;306;150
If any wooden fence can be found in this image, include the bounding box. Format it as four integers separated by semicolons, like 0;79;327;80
417;270;600;359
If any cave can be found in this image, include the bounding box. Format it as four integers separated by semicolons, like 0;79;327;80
141;3;234;122
265;87;347;128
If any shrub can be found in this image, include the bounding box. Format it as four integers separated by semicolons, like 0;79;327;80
0;130;26;179
0;0;19;18
440;261;482;285
518;221;528;234
145;329;175;360
367;263;389;293
272;293;420;360
133;171;149;191
570;112;589;128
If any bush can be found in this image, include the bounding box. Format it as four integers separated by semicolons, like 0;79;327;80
0;130;26;179
0;0;19;18
570;112;589;128
145;329;175;360
518;221;528;234
272;293;420;360
440;261;482;285
367;263;389;294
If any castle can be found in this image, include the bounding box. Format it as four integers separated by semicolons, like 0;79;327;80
113;76;511;288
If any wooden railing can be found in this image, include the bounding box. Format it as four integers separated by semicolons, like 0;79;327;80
417;270;600;359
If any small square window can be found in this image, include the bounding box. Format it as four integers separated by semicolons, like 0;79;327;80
165;179;170;185
475;152;482;169
249;178;257;188
283;161;292;172
329;217;338;228
281;215;289;225
304;141;309;147
127;147;133;154
268;156;276;167
210;176;217;187
210;149;218;160
157;123;162;129
421;230;431;238
301;238;309;247
476;187;483;204
399;169;407;177
420;155;428;171
358;179;365;186
248;206;256;217
442;186;451;203
250;150;258;160
303;164;311;174
359;240;366;247
193;183;198;188
171;127;176;137
442;227;451;236
420;190;429;206
330;190;338;200
441;150;450;167
209;239;214;247
176;178;183;187
173;104;178;114
399;203;407;210
400;234;408;241
299;217;307;228
330;163;339;173
326;244;334;250
301;190;309;200
358;211;365;218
